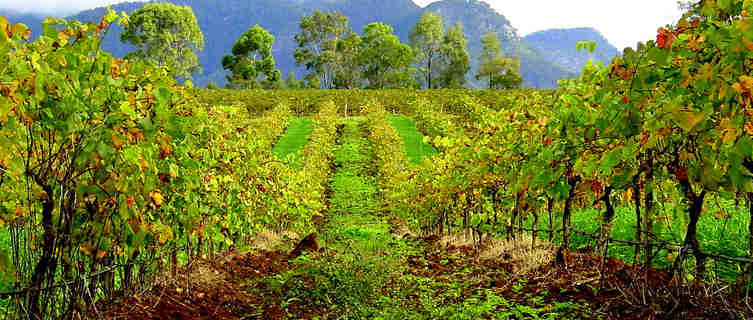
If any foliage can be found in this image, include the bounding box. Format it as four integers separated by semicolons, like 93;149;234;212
359;23;416;89
5;0;585;88
293;10;350;89
188;88;550;116
0;9;206;317
283;72;305;89
409;11;444;89
439;23;471;89
120;3;204;81
222;24;281;89
375;0;753;288
477;32;522;89
330;32;364;89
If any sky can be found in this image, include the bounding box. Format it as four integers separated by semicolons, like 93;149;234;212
0;0;145;16
0;0;687;50
414;0;686;50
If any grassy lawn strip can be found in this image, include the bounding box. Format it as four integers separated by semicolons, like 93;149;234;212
272;117;313;163
389;114;438;164
524;200;750;281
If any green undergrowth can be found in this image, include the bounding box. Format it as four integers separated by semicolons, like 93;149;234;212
264;117;591;319
389;114;438;164
524;200;750;281
0;228;11;308
273;117;313;165
265;118;416;318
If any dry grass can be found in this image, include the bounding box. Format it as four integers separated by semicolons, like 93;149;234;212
389;217;418;239
432;231;554;275
248;229;299;251
479;235;555;275
438;229;480;248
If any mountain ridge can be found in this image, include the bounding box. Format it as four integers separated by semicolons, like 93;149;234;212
1;0;620;88
524;27;621;74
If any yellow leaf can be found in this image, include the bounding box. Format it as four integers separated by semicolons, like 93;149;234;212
151;190;164;207
733;82;744;95
111;133;123;150
12;23;29;40
722;125;738;144
79;246;93;257
0;17;8;40
741;75;753;90
679;111;705;131
745;122;753;135
57;31;69;43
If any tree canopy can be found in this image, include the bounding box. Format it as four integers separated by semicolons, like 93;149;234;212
222;24;281;89
409;12;444;89
439;23;470;89
293;10;350;89
359;22;416;89
120;3;204;81
476;32;522;89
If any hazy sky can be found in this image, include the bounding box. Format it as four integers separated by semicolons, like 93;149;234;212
414;0;685;50
0;0;142;15
1;0;686;50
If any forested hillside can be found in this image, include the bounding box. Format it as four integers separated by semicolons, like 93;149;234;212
2;0;608;88
524;27;621;74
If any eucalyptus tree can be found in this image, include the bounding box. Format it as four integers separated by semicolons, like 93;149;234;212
120;3;204;81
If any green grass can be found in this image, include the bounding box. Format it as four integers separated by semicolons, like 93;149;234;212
273;117;313;164
389;114;438;164
524;199;751;281
268;118;415;317
0;228;11;309
269;119;589;319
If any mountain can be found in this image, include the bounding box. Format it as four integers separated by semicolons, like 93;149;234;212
0;9;45;39
523;27;621;74
0;0;594;88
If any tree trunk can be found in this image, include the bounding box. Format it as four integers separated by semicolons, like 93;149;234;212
547;196;554;242
560;175;580;267
532;212;539;249
598;186;615;272
632;179;642;268
509;192;520;240
427;58;432;89
644;152;654;281
28;184;56;317
672;186;707;286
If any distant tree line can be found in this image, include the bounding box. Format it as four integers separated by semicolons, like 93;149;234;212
120;4;521;89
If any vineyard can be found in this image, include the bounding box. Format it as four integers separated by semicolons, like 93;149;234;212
3;1;753;319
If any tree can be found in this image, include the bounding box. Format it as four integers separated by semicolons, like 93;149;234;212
284;72;304;89
120;3;204;81
476;32;522;89
293;10;350;89
409;12;443;89
330;32;364;89
359;22;415;89
438;22;470;88
221;25;281;89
